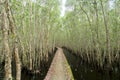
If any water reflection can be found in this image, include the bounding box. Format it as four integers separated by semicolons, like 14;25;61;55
63;48;120;80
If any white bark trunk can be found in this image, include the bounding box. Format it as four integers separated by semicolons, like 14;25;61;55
2;7;12;80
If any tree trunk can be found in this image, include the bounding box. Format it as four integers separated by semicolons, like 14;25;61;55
14;39;21;80
28;1;33;70
100;0;111;64
2;7;12;80
29;44;32;70
94;0;99;39
93;0;102;66
5;0;21;80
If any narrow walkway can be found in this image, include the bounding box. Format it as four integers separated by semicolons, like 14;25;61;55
44;47;74;80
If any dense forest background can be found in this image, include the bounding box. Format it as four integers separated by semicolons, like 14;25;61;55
0;0;120;80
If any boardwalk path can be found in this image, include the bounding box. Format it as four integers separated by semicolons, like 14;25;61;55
44;47;74;80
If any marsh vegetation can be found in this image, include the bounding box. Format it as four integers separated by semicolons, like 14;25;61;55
0;0;120;80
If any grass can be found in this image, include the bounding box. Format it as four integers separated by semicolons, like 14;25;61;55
64;51;74;80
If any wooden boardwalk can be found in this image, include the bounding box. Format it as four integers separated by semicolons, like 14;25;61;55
44;48;74;80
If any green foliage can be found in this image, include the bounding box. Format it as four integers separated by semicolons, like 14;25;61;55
0;0;120;69
57;0;120;66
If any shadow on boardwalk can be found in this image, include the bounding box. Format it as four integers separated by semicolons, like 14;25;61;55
44;47;74;80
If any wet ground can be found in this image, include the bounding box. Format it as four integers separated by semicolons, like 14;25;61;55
63;48;120;80
1;47;120;80
0;62;4;80
21;52;55;80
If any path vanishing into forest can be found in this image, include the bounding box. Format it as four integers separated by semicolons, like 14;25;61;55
44;47;74;80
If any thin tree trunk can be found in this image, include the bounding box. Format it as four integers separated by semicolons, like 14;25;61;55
2;7;12;80
5;0;21;80
100;0;111;64
93;0;102;66
29;44;32;70
28;1;33;70
94;0;99;39
80;5;91;27
14;39;21;80
80;5;92;62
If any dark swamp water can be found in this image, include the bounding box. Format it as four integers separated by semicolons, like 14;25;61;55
21;49;56;80
0;48;57;80
62;47;120;80
1;47;120;80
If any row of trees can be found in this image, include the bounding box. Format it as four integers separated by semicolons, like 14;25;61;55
0;0;120;79
0;0;61;80
60;0;120;67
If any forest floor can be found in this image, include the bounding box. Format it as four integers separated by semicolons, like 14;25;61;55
44;47;74;80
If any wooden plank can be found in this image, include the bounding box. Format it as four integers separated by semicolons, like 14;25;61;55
44;48;74;80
